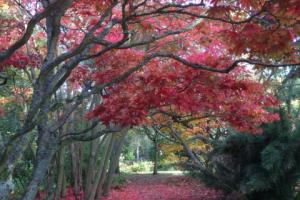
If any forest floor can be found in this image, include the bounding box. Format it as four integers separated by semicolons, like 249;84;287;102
101;173;223;200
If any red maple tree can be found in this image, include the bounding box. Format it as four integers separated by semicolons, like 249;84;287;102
0;1;299;199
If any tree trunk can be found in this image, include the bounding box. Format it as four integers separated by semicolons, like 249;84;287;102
135;145;140;161
84;140;97;196
94;135;115;200
70;143;81;199
55;146;65;200
44;166;56;200
61;173;67;198
69;110;83;199
115;156;120;174
87;134;113;200
84;135;105;198
22;127;58;200
0;134;33;200
153;137;159;175
102;131;127;196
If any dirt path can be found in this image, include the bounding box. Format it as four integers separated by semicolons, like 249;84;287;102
102;174;223;200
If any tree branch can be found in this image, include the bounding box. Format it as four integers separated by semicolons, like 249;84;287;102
0;0;64;63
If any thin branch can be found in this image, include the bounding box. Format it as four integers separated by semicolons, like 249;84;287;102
0;0;64;63
60;126;121;142
59;121;99;141
130;2;266;25
157;53;300;73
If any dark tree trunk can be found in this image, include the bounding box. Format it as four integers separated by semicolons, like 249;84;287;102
61;173;67;198
22;127;58;200
84;139;99;196
115;156;120;174
153;137;159;175
55;146;65;200
70;143;82;200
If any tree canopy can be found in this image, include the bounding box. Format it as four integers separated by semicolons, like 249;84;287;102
0;0;299;199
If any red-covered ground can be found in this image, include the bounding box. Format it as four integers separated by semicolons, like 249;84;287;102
37;174;223;200
102;174;223;200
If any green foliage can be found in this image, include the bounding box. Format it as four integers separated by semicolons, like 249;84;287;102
111;174;128;188
131;163;147;173
199;111;300;200
120;161;153;173
0;139;35;199
122;150;135;161
121;128;153;161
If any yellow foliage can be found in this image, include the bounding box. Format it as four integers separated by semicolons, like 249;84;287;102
161;143;183;153
0;0;9;10
158;115;220;162
0;97;10;104
148;108;221;162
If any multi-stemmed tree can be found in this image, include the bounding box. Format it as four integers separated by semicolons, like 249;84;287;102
0;0;299;199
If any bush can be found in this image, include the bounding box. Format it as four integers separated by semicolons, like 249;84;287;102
112;174;128;188
199;111;300;200
120;161;153;173
131;163;146;172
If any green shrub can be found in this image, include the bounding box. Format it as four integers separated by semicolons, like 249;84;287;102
131;163;146;172
112;174;127;188
120;161;153;173
199;111;300;200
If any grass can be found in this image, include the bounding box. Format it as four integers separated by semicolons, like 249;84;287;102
123;170;185;175
120;160;184;174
